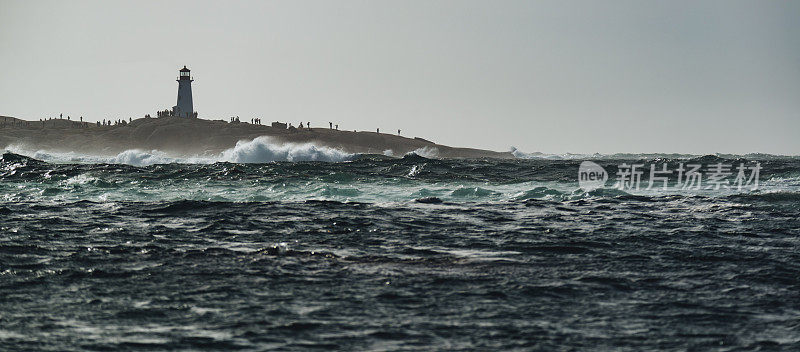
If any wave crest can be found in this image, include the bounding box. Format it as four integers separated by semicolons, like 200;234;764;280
221;137;353;163
111;150;179;165
4;137;353;165
407;147;439;159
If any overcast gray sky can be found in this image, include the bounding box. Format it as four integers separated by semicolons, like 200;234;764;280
1;0;798;154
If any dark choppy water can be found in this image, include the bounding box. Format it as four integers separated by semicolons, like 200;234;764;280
1;152;799;351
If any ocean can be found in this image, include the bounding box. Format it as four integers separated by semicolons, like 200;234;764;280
1;146;799;351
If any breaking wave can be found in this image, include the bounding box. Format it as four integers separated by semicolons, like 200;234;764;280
220;137;353;163
408;146;439;158
510;147;600;160
110;149;184;165
3;137;353;166
7;148;212;166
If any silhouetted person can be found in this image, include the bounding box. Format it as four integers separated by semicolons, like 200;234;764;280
377;128;380;134
299;122;304;129
329;122;333;129
335;124;338;130
398;129;401;135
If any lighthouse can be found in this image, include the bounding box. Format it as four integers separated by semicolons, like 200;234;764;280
173;66;195;118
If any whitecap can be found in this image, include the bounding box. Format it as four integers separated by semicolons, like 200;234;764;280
407;146;439;158
3;137;352;165
220;136;352;163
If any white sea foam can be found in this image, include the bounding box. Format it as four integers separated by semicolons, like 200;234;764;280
3;137;353;166
408;147;439;158
110;150;184;165
220;137;353;163
4;146;213;166
510;147;601;160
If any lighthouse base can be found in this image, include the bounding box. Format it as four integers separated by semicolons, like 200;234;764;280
154;107;197;119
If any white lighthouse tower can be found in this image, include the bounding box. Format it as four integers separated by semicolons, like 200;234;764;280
173;66;195;118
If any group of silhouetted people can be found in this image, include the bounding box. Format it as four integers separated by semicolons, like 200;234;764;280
32;114;93;129
36;113;136;129
101;118;128;126
221;117;402;136
258;120;402;135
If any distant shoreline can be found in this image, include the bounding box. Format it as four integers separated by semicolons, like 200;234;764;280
0;115;514;159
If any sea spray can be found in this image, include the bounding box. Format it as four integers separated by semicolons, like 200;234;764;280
220;136;353;163
4;145;198;166
510;146;602;160
111;149;182;165
408;146;439;158
4;137;354;166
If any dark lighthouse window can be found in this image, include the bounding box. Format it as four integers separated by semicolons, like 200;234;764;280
179;66;191;79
